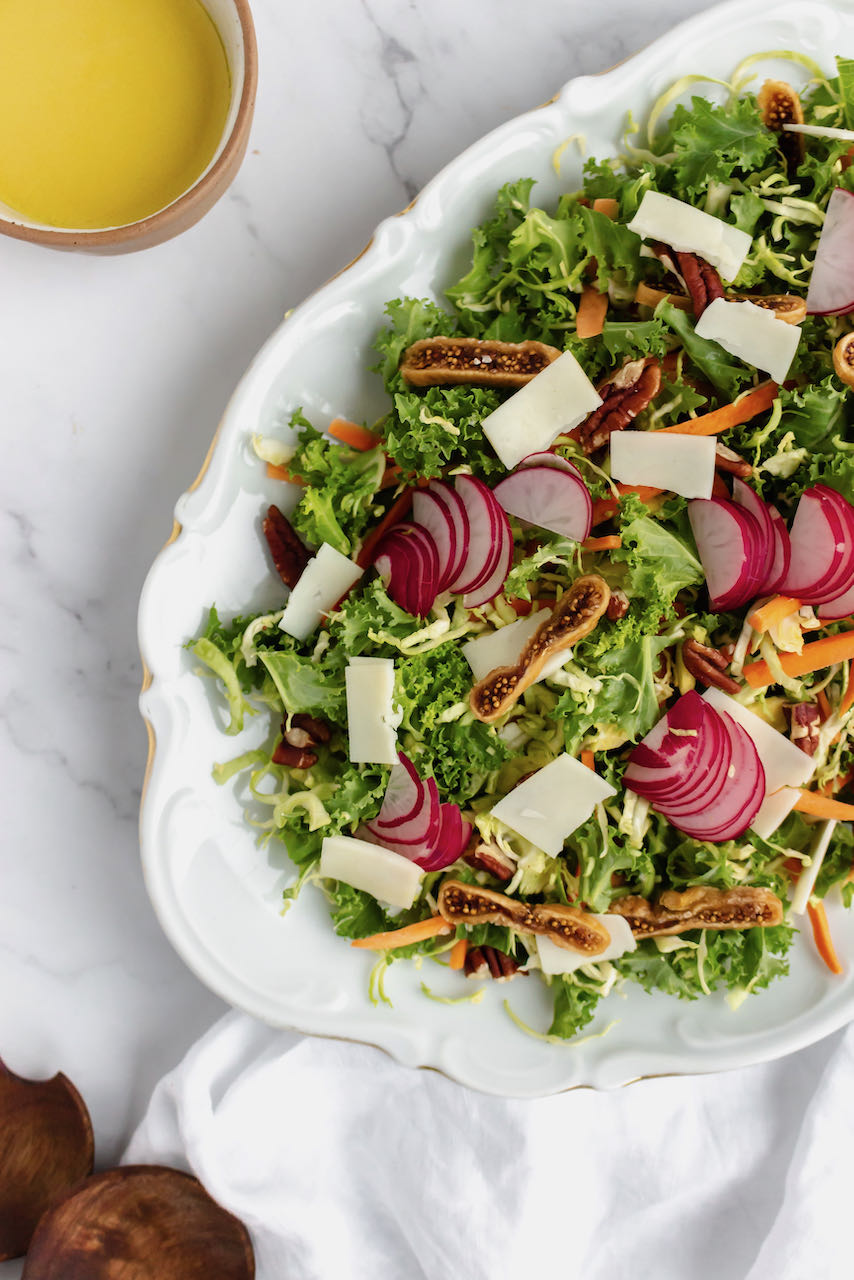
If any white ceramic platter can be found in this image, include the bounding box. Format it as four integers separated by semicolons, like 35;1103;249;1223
139;0;854;1096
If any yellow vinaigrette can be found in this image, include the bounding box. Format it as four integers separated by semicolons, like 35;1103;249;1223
0;0;231;229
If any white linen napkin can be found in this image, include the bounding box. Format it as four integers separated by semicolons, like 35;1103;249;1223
125;1011;854;1280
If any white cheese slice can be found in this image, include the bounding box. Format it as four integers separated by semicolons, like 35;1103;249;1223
790;820;837;916
462;609;550;681
345;657;399;764
480;351;602;471
536;914;637;975
702;688;816;839
319;835;423;910
609;430;716;500
490;753;616;856
627;190;752;281
279;542;363;641
694;298;800;384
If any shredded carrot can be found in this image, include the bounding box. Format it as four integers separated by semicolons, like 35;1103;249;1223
448;938;468;970
747;595;802;634
576;285;608;339
328;417;381;450
807;900;844;975
351;915;452;951
356;486;416;568
783;855;804;881
742;631;854;689
794;791;854;821
380;464;403;490
656;380;779;436
507;596;534;617
582;535;621;552
581;750;595;771
817;689;832;722
634;282;692;311
266;462;304;485
591;483;663;527
592;197;619;219
842;666;854;717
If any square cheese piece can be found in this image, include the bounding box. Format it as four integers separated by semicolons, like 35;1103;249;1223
694;298;800;384
279;542;363;641
345;657;399;764
627;190;752;281
490;753;616;856
480;351;602;471
320;835;423;910
610;430;716;500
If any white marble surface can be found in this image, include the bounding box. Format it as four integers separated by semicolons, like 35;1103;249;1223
2;0;824;1270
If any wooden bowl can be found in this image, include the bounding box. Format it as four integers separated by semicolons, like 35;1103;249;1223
0;0;257;254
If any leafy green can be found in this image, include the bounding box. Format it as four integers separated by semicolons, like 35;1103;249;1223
548;977;601;1039
655;299;753;397
259;651;346;720
191;636;258;735
662;95;776;197
287;413;385;555
613;497;704;625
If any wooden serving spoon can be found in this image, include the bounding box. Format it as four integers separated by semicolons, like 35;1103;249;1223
0;1057;94;1260
22;1165;255;1279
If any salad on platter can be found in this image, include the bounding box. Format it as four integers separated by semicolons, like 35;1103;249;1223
192;52;854;1042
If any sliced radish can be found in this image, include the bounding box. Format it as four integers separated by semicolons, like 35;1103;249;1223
806;187;854;316
464;515;513;608
374;524;440;617
688;498;766;611
370;753;424;828
448;474;503;594
731;477;775;593
518;451;584;478
764;503;792;595
783;487;854;604
818;579;854;621
493;466;593;541
417;805;473;871
667;710;765;841
412;490;458;592
427;481;470;587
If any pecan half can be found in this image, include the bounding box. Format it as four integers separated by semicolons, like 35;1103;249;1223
470;575;610;722
834;333;854;389
272;713;331;769
732;293;806;325
785;703;821;757
606;589;629;622
681;638;741;695
464;839;515;882
400;337;561;388
714;442;753;479
438;880;610;955
263;505;310;589
609;886;784;937
758;79;805;172
578;357;662;453
675;251;724;318
464;946;520;981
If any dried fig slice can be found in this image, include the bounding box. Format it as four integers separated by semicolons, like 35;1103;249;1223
400;336;561;388
470;575;610;723
833;332;854;388
758;79;805;171
22;1166;254;1280
0;1058;94;1261
608;886;784;938
732;293;806;325
437;879;610;955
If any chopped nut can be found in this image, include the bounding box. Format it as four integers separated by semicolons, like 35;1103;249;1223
263;505;310;589
758;79;805;172
272;712;331;769
464;946;520;981
438;879;610;955
714;442;753;479
609;886;784;937
833;333;854;389
578;357;662;453
470;575;611;722
400;337;561;388
464;839;515;881
681;638;741;695
785;703;821;756
606;589;629;622
675;250;724;318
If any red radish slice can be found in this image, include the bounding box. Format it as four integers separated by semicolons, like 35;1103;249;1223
448;475;503;594
764;503;792;595
464;514;513;608
365;775;441;850
665;711;765;841
731;478;775;593
372;753;424;827
818;579;854;620
412;491;457;592
783;487;854;603
374;524;440;616
417;805;472;871
688;498;765;611
806;187;854;315
518;451;584;478
427;481;470;587
493;466;593;541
